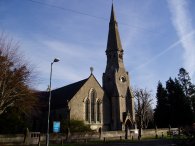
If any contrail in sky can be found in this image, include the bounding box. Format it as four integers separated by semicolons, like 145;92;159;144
132;30;195;72
133;0;195;78
167;0;195;77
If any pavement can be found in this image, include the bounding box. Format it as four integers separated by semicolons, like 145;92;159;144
87;139;178;146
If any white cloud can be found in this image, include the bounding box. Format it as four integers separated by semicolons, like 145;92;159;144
167;0;195;78
42;40;88;59
33;38;107;89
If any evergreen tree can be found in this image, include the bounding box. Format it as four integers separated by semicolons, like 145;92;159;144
154;81;169;127
155;68;195;128
166;78;193;127
178;68;192;96
178;68;195;121
192;94;195;118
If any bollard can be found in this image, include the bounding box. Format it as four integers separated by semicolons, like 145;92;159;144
61;138;63;145
132;136;134;141
104;137;106;142
162;132;164;138
155;134;158;139
120;136;122;141
38;134;41;146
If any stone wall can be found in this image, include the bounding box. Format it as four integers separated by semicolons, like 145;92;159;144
0;133;44;145
0;128;179;144
142;128;168;138
142;128;179;138
101;131;125;140
0;134;24;143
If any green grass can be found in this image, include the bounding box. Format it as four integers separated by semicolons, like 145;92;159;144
0;136;188;146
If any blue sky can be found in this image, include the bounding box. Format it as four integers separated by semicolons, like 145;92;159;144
1;0;195;105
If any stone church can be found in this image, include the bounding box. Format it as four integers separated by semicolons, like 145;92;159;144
46;4;135;132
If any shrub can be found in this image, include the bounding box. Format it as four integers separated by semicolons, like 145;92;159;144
61;119;92;133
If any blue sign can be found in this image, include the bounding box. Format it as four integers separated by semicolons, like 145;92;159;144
53;121;60;133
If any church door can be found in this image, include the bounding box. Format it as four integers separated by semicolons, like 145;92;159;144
125;119;132;139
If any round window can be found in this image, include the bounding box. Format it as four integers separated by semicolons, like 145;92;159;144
119;76;126;83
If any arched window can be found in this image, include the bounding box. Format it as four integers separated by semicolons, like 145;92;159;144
85;98;90;122
97;100;101;122
91;90;96;122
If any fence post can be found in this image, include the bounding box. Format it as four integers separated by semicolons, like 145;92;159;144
103;137;106;142
120;136;122;141
61;137;63;145
155;126;158;139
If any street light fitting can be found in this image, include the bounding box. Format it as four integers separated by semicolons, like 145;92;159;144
53;58;60;63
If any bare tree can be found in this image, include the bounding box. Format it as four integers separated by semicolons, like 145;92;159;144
133;88;153;139
0;34;38;116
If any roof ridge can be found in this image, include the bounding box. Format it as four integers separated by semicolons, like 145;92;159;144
53;77;88;91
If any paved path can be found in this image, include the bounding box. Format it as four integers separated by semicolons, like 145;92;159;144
88;139;177;146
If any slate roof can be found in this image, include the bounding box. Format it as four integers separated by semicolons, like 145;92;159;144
50;78;88;109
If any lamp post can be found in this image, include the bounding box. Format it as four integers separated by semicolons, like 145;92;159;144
46;58;60;146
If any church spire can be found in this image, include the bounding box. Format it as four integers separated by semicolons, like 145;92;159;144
110;3;117;23
106;3;123;54
103;3;135;131
105;4;124;72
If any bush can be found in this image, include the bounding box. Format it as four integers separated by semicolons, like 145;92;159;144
61;120;92;133
0;107;31;134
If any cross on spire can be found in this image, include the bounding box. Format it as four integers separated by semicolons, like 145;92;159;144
90;67;94;74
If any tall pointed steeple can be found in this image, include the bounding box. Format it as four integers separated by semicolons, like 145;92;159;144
106;3;123;54
105;3;124;72
110;4;117;24
103;4;135;131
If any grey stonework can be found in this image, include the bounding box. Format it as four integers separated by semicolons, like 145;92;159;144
68;74;105;130
41;4;135;132
50;74;108;131
103;4;135;130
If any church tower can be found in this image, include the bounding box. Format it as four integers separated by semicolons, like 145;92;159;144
103;4;135;130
